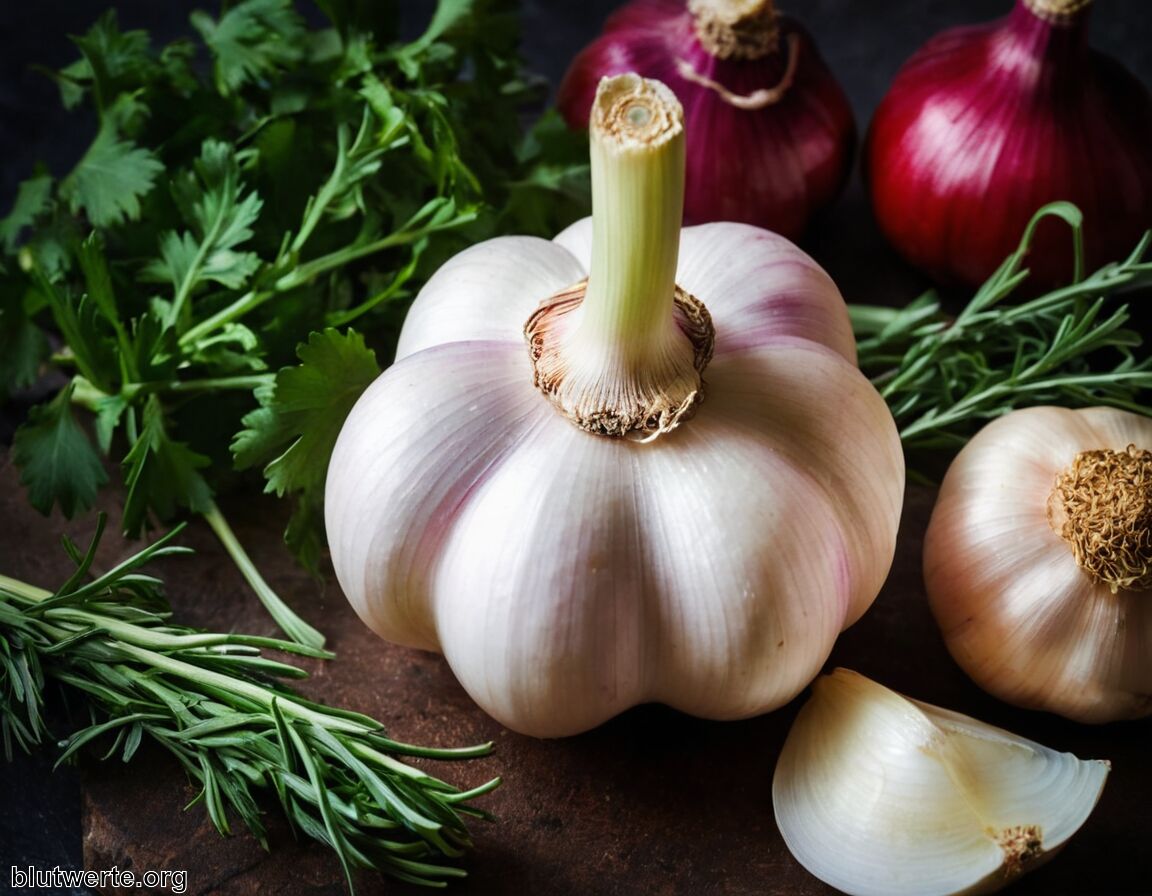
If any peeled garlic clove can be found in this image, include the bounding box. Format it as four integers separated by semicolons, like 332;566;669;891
773;669;1109;896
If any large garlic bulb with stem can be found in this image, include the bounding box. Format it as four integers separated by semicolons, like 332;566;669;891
924;406;1152;722
325;74;904;738
773;669;1110;896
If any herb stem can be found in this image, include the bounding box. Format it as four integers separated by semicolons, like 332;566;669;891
200;501;326;650
179;204;476;350
70;374;273;412
1;523;498;888
852;204;1152;459
0;574;48;603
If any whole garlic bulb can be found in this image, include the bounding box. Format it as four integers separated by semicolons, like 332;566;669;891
773;669;1110;896
325;75;904;738
924;406;1152;722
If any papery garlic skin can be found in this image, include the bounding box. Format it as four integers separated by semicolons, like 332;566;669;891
924;406;1152;723
326;74;902;738
773;669;1110;896
326;220;902;737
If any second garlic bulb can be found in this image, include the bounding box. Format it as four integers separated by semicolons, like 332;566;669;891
924;406;1152;723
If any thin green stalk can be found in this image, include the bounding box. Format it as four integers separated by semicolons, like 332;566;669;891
200;501;326;650
179;202;475;350
70;374;273;412
852;204;1152;460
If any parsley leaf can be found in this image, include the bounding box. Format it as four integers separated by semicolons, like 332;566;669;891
142;140;264;328
0;174;54;254
0;286;48;397
122;396;213;536
191;0;306;96
59;121;164;228
1;0;591;630
233;328;380;497
233;329;380;570
11;384;109;518
66;10;156;113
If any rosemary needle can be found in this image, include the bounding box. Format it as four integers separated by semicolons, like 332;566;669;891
0;516;499;891
851;202;1152;461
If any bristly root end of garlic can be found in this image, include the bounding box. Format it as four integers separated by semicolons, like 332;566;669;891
995;824;1043;878
1049;444;1152;593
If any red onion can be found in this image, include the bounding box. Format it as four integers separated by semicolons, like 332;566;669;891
866;0;1152;288
557;0;855;240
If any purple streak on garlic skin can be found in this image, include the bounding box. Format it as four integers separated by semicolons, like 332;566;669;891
552;218;858;363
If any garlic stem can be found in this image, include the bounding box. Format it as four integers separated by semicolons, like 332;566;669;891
582;75;685;354
525;75;714;439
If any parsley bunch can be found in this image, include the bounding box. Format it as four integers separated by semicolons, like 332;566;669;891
0;0;590;643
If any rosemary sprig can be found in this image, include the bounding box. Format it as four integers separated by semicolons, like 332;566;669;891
0;517;498;890
852;202;1152;458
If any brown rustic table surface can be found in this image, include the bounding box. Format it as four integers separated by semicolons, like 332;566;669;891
3;458;1149;896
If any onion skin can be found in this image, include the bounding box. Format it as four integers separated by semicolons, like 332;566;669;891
866;0;1152;288
557;0;855;239
923;406;1152;723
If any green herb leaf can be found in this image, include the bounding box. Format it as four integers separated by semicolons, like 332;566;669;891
231;329;379;572
232;328;380;498
121;396;213;535
0;521;497;888
142;140;264;329
191;0;306;96
67;11;156;116
0;286;48;396
853;204;1152;464
59;122;164;229
11;384;109;518
0;174;54;254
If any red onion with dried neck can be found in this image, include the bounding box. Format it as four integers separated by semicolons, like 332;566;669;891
866;0;1152;288
557;0;855;240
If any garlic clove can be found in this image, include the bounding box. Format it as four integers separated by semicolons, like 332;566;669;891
554;218;859;365
395;235;587;361
324;340;550;652
773;669;1110;896
674;222;857;363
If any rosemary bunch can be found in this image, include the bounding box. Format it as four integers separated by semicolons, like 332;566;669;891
852;203;1152;460
0;518;498;890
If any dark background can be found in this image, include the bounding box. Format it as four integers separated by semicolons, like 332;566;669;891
1;1;1150;894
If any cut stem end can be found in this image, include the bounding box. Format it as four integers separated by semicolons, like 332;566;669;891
1048;445;1152;593
997;824;1045;878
